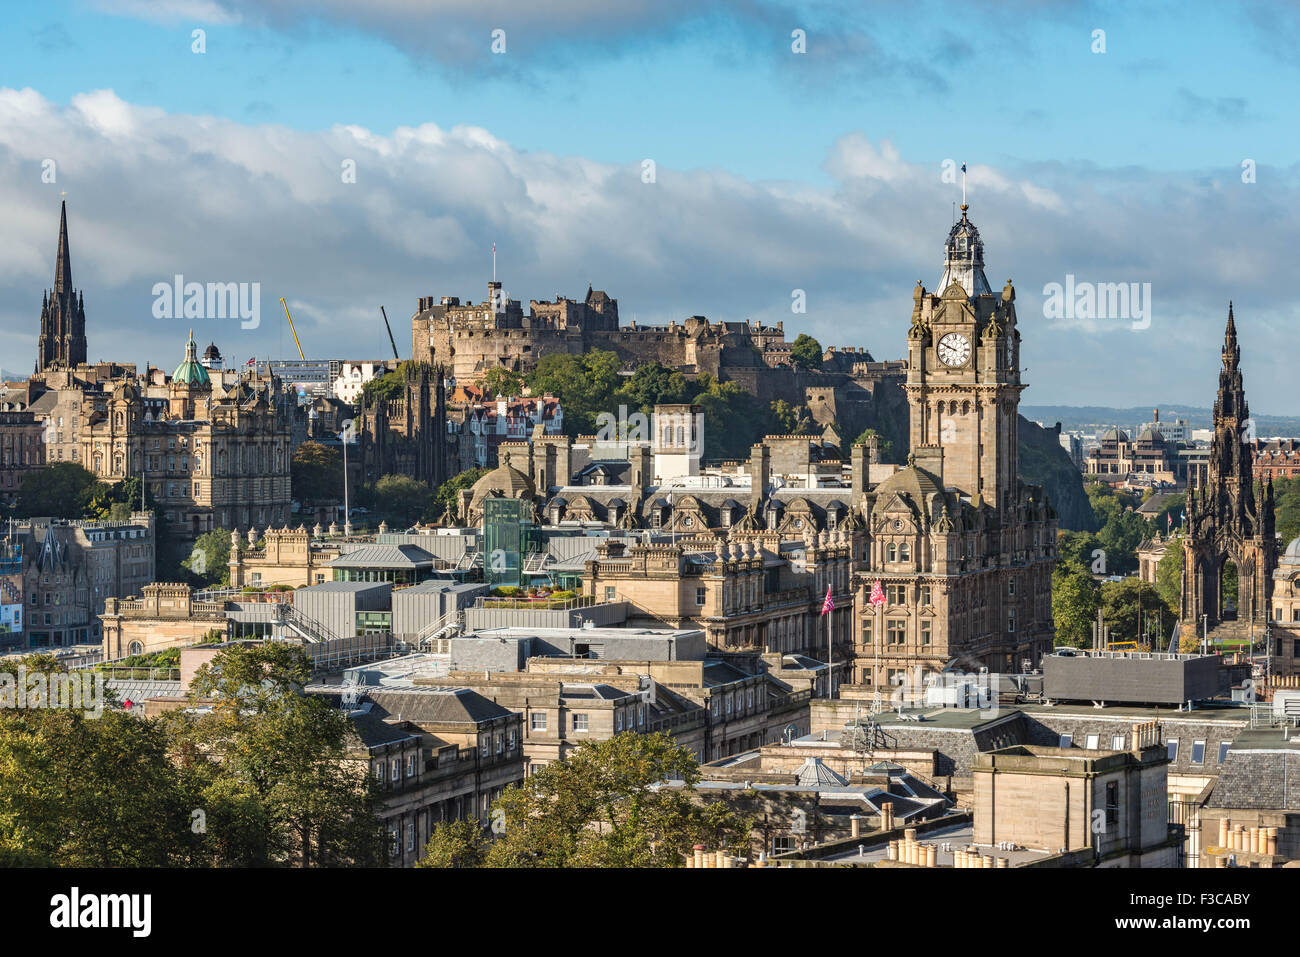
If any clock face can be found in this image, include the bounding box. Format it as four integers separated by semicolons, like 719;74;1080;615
937;332;971;367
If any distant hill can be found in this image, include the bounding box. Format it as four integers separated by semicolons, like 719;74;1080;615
0;370;28;383
1022;405;1300;438
1018;416;1097;532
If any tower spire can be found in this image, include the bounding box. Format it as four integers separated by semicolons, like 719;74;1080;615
54;199;72;295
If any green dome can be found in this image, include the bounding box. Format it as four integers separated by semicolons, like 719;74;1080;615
173;330;211;386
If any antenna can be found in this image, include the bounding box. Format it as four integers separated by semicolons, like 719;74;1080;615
492;242;497;283
961;162;967;208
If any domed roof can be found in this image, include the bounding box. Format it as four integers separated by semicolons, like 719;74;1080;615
938;206;993;298
871;463;945;515
470;463;536;506
172;330;211;387
1283;536;1300;565
203;341;222;360
1137;427;1162;443
1101;427;1129;442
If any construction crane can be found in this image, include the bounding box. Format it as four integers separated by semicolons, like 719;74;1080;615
379;306;399;360
280;297;306;361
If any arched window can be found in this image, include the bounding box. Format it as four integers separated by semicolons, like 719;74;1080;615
899;542;911;562
128;641;143;655
886;543;897;562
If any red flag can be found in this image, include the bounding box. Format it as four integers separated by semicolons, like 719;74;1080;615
821;585;834;616
123;698;134;709
869;579;886;606
246;357;256;366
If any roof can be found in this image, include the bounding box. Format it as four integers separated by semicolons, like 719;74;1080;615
795;757;848;787
1206;730;1300;810
299;580;393;594
172;332;211;387
327;544;436;569
367;687;513;726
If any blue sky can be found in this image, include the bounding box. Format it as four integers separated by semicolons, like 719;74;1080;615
1;0;1298;410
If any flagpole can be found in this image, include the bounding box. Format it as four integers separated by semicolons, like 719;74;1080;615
827;595;833;699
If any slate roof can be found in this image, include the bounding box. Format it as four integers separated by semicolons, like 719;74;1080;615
367;687;512;726
327;544;437;569
1205;730;1300;810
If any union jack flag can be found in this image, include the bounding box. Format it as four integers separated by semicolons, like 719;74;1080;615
821;586;834;616
869;580;886;607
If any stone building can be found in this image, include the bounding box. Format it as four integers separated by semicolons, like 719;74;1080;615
100;582;229;658
1084;426;1185;487
1181;307;1276;643
357;361;450;489
77;332;294;542
581;533;854;666
10;513;157;650
972;724;1179;867
356;687;525;867
0;408;44;507
850;205;1057;690
35;201;88;374
1252;437;1300;482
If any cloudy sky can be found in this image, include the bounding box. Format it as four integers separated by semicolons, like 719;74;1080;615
1;0;1297;410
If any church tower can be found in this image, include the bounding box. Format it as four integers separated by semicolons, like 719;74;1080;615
36;200;88;373
1182;305;1275;639
905;205;1022;511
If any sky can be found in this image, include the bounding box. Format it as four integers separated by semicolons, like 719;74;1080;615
0;0;1298;410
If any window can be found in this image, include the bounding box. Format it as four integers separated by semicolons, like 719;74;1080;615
616;712;623;731
572;713;589;732
898;542;910;562
1112;734;1127;750
496;734;504;755
1008;578;1017;596
531;712;547;731
1166;738;1179;762
1085;734;1099;750
391;758;400;780
1191;740;1206;764
375;762;385;782
406;755;416;777
481;738;489;757
389;827;399;857
862;619;873;645
696;587;706;606
1007;610;1016;633
1105;781;1119;825
507;730;516;750
406;823;415;852
920;585;931;606
920;620;931;645
887;619;906;645
886;543;896;562
1058;733;1073;749
1218;742;1230;763
772;836;796;854
605;586;616;602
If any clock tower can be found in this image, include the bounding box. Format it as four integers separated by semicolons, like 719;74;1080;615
905;204;1021;512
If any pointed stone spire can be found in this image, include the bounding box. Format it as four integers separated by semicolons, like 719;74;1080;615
54;199;72;295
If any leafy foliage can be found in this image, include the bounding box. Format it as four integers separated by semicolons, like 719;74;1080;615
292;440;344;504
15;462;100;519
789;333;823;370
183;527;231;586
415;819;491;868
479;732;751;868
369;473;433;529
1051;560;1100;648
479;367;526;399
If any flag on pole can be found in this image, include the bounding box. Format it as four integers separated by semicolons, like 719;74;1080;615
246;357;256;366
869;580;886;607
1167;512;1172;532
821;585;834;616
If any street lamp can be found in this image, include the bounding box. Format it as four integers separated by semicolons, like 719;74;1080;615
340;420;355;536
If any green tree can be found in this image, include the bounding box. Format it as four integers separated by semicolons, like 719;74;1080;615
851;427;894;461
1052;561;1101;648
361;362;411;404
433;467;488;520
789;333;823;370
416;819;491;868
183;527;232;586
1270;477;1300;546
526;351;623;435
1155;534;1184;612
480;367;525;398
291;441;343;504
178;643;385;866
371;474;433;529
484;732;751;868
688;374;766;462
615;362;688;414
15;462;100;519
1099;576;1175;647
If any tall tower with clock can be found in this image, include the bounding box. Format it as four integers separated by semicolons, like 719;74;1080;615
906;204;1021;512
851;203;1056;691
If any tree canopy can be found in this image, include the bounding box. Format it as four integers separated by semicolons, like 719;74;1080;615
789;333;823;370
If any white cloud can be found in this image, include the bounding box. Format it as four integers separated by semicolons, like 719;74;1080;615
0;86;1297;411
